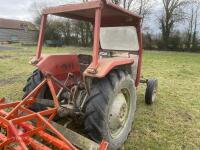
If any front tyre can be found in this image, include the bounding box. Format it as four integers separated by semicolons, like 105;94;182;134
84;70;136;149
145;79;158;105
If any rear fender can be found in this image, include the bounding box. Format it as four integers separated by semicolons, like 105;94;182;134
84;57;134;93
84;57;134;78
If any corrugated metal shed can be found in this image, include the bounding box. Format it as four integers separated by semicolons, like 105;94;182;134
0;18;38;43
0;18;37;31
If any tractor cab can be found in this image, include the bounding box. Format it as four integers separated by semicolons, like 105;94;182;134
34;0;143;87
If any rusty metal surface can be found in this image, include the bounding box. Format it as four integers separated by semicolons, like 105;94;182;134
91;8;102;68
42;0;141;26
37;54;80;77
84;57;134;78
36;15;47;59
43;1;101;15
135;26;143;87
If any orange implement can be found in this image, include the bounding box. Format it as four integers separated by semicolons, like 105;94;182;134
0;76;108;150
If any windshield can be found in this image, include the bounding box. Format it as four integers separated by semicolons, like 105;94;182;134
100;26;139;51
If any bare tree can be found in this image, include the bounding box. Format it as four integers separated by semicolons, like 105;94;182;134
110;0;153;26
159;0;188;48
131;0;153;25
185;0;200;50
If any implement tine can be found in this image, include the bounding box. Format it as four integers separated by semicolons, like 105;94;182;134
24;137;51;150
9;121;28;150
36;114;78;150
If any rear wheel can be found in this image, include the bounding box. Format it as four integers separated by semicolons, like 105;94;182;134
84;70;136;149
23;69;51;112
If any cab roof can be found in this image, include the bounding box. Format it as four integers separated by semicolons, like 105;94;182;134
43;0;142;27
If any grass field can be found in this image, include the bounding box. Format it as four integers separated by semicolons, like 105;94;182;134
0;45;200;149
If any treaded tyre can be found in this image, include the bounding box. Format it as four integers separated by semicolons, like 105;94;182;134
23;69;51;112
145;79;158;105
84;70;137;150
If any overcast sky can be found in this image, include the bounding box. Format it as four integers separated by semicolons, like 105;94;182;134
0;0;198;34
0;0;159;21
0;0;81;21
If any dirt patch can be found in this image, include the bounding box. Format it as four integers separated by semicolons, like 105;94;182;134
0;79;13;86
0;74;22;86
175;110;193;122
0;55;13;59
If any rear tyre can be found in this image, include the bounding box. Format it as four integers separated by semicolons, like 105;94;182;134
84;70;136;150
145;79;158;105
23;69;51;112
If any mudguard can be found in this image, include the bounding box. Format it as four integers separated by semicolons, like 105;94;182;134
84;57;134;78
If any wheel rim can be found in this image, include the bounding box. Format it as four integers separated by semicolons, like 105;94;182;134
108;89;130;139
152;84;157;102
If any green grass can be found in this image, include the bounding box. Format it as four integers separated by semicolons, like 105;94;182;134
0;45;200;149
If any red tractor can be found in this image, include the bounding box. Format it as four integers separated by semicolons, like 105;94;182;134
0;0;157;149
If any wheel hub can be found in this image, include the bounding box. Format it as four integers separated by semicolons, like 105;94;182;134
108;91;129;138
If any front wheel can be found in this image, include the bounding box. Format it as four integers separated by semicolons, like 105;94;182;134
145;79;158;105
84;70;136;150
